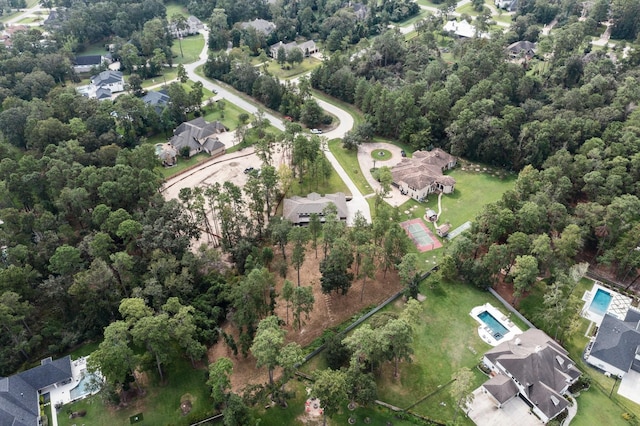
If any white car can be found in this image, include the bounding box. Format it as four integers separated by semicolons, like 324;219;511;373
310;128;322;134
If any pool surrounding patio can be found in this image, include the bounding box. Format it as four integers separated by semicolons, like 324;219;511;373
581;282;632;326
470;303;523;346
45;356;102;426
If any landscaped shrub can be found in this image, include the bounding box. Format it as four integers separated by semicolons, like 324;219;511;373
569;376;591;394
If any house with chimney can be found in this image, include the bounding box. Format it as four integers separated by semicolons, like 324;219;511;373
391;148;457;201
480;329;581;423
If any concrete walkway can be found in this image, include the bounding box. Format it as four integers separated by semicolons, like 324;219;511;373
562;395;578;426
357;142;410;207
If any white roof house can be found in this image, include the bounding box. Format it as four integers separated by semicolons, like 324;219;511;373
443;19;490;39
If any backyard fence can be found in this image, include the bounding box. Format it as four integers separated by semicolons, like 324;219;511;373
488;288;536;329
300;266;438;365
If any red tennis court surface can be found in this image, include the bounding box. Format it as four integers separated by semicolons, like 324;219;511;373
400;218;443;252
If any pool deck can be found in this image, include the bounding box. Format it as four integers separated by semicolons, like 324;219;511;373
581;282;632;326
44;356;100;426
470;303;523;346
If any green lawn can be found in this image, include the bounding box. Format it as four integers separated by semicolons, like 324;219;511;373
140;69;178;88
157;152;211;179
416;0;441;7
171;34;205;65
390;168;514;268
165;1;189;17
373;281;520;424
58;358;213;426
517;278;640;425
263;57;321;80
287;155;351;197
298;280;526;425
328;139;374;196
393;9;430;27
371;149;392;160
202;100;253;131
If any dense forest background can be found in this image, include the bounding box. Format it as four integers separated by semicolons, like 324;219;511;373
2;0;640;387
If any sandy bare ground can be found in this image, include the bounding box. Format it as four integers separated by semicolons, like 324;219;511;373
207;243;403;393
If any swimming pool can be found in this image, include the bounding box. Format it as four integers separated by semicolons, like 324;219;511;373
478;311;509;340
589;288;612;316
69;370;98;400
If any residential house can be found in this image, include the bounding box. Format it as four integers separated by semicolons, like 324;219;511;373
443;19;489;39
1;25;29;48
142;89;171;113
239;19;276;36
169;117;227;158
391;148;457;201
169;15;203;38
283;192;348;225
43;8;68;30
482;329;582;424
495;0;518;12
269;40;318;58
585;310;640;378
506;40;537;60
73;54;112;74
76;70;125;100
0;356;73;426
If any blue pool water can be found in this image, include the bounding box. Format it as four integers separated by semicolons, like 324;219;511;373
69;371;97;400
589;289;612;316
478;311;509;340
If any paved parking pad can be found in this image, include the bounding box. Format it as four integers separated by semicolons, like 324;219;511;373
466;388;543;426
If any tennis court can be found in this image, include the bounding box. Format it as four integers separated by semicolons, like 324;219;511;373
400;219;443;252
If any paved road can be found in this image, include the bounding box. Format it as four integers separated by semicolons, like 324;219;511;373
179;30;371;224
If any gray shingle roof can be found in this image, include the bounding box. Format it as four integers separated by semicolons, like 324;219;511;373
240;19;276;35
590;311;640;373
0;356;72;426
391;149;456;190
74;55;103;66
483;374;518;404
283;193;348;224
91;70;123;86
170;117;227;155
484;329;580;421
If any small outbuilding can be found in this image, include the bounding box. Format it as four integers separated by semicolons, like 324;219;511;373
426;209;438;222
436;223;451;237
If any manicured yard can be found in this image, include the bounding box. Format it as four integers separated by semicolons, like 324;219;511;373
165;1;189;17
420;167;515;232
371;282;512;424
263;57;322;80
287;156;351;197
57;358;213;426
518;278;640;425
140;69;179;88
299;280;524;424
203;100;254;131
328;139;374;196
392;168;514;267
157;152;210;179
171;34;205;65
393;9;429;27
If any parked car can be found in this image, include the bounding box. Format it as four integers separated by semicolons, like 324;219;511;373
401;150;406;157
310;128;322;134
244;167;254;174
284;116;293;121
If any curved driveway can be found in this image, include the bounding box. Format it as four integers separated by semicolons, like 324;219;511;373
180;30;371;224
